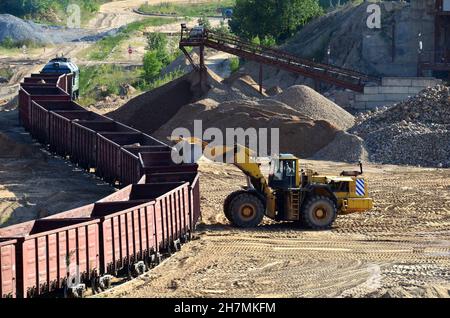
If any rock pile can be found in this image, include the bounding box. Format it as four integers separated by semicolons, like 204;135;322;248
352;85;450;168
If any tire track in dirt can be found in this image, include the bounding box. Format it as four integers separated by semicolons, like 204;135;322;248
100;161;450;298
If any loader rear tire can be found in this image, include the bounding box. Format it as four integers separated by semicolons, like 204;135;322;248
301;195;337;230
228;193;264;228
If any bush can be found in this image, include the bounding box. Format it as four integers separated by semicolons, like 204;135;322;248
147;33;170;64
229;57;240;74
147;33;168;52
0;37;15;49
143;51;163;81
0;0;107;20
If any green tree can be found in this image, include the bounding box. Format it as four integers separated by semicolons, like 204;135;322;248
147;32;168;52
146;33;170;64
229;0;323;43
143;51;163;81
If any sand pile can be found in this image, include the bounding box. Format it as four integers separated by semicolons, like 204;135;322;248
153;98;339;158
351;85;450;168
110;69;362;160
107;70;262;133
107;71;207;133
274;85;355;130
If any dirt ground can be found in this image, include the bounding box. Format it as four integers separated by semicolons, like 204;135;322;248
0;108;113;227
87;0;218;31
100;160;450;298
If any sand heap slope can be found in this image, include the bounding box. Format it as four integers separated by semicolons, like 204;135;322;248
351;85;450;168
107;71;209;134
109;69;363;160
153;98;340;158
274;85;355;130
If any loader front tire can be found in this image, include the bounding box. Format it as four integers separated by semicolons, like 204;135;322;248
228;193;265;228
301;195;337;230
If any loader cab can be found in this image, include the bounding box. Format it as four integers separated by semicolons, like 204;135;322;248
269;155;300;190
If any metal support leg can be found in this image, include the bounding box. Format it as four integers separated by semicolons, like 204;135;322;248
200;45;205;70
200;45;205;89
259;63;263;95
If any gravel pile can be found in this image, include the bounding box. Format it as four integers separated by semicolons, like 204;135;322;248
274;85;355;130
0;14;113;45
351;85;450;168
312;131;368;163
0;14;50;44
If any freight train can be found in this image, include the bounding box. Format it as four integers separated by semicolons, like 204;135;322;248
0;66;200;298
41;57;80;100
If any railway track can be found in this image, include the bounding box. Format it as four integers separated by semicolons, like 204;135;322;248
0;71;201;298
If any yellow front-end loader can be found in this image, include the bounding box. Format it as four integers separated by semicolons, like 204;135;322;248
179;138;373;229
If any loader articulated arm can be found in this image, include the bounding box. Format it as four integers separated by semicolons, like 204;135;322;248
176;137;273;198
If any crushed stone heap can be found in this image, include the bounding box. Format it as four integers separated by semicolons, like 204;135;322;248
351;85;450;168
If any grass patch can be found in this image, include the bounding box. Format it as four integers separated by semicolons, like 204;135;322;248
78;64;185;106
0;37;44;50
139;0;235;17
135;68;185;92
78;64;140;105
85;17;177;61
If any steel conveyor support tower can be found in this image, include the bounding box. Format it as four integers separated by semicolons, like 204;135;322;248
179;25;380;93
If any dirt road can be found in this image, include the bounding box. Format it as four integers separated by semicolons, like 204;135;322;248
87;0;212;31
101;160;450;298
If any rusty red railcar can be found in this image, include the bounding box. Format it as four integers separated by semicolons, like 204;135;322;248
97;132;167;185
92;200;155;274
0;239;17;298
29;100;84;145
1;72;203;298
0;218;101;298
71;121;137;170
27;73;73;95
48;110;110;158
140;151;199;175
19;86;70;131
120;145;170;186
23;77;59;84
92;182;189;274
146;172;199;236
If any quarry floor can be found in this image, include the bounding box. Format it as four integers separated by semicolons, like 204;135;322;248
1;105;449;298
99;160;450;298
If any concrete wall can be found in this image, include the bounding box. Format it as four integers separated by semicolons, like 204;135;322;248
362;0;436;77
354;77;442;109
